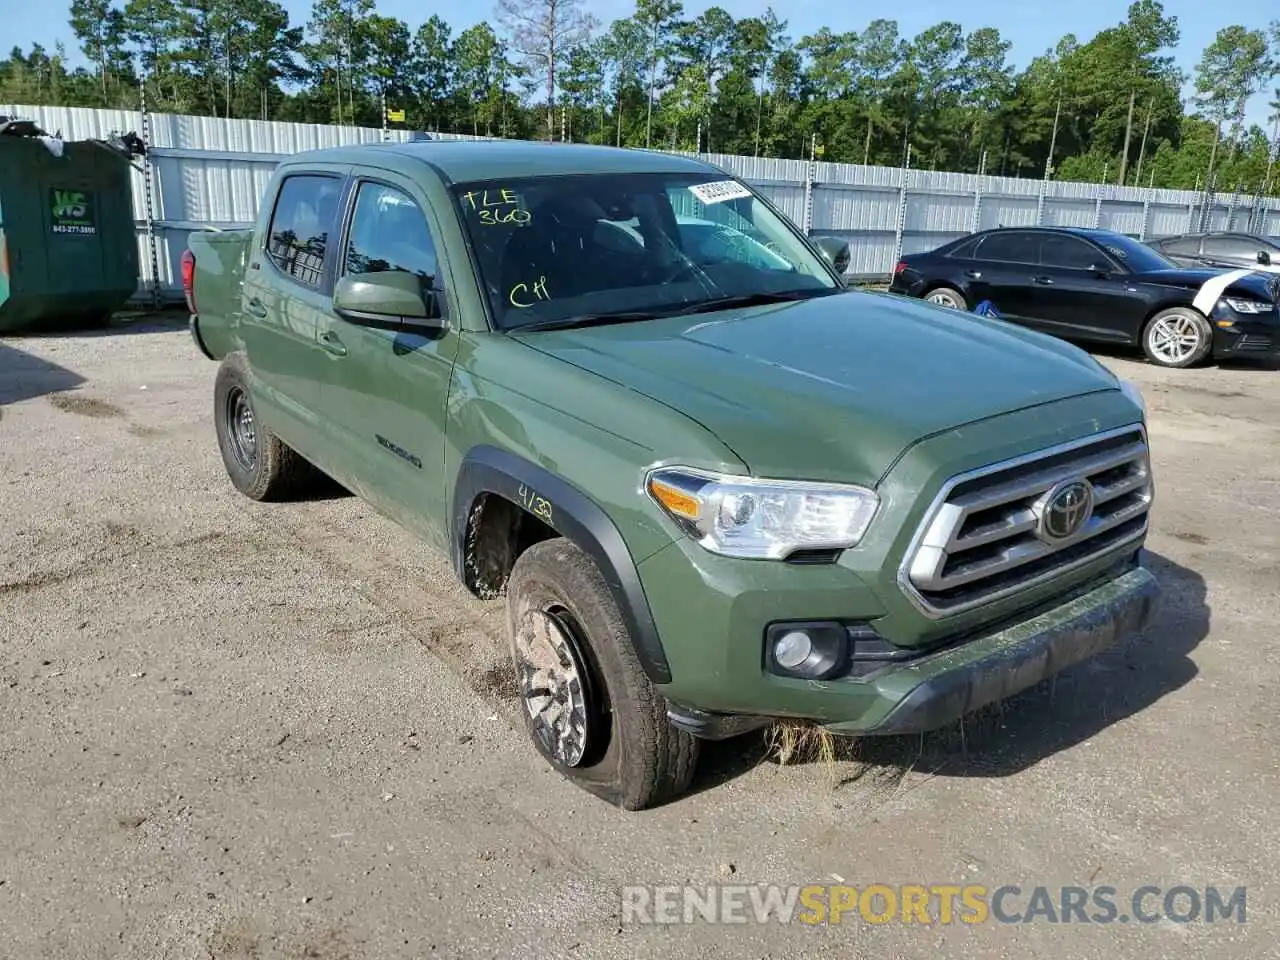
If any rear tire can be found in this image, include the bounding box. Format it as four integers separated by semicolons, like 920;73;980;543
213;353;317;501
924;286;967;310
1141;307;1213;368
506;538;699;811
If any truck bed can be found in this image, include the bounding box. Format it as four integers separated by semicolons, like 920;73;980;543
186;228;253;360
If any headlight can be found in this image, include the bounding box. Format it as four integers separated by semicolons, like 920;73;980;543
1221;297;1275;314
645;467;879;559
1118;378;1147;421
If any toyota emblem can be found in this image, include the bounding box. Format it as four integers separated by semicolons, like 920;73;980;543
1038;480;1094;542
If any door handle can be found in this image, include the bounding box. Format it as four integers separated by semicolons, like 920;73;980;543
1032;275;1054;285
964;269;982;279
245;297;267;318
319;331;347;357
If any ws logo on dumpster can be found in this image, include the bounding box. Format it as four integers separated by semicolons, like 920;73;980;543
50;189;97;235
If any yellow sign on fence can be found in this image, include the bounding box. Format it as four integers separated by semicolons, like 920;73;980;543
387;108;406;123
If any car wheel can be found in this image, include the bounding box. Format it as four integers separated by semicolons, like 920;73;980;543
214;353;318;501
1142;307;1214;368
506;538;699;811
925;286;967;310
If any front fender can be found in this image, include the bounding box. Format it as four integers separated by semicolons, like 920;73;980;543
451;445;673;684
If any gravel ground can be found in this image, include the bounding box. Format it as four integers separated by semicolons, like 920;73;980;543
2;312;1278;959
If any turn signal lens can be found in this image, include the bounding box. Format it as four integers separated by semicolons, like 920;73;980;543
648;476;701;520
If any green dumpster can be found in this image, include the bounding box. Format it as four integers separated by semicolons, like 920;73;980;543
0;122;140;332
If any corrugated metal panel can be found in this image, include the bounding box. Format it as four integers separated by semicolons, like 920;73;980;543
1044;200;1097;228
8;104;1280;295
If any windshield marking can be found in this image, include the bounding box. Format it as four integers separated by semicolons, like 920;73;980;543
509;276;551;308
688;180;753;205
462;188;532;226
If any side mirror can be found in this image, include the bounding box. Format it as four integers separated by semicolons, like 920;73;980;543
1258;250;1272;267
814;236;851;274
333;272;446;331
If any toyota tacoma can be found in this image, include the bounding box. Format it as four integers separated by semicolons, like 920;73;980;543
184;140;1159;810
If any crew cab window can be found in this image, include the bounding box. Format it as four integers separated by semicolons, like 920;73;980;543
1039;235;1102;270
265;174;341;287
343;181;439;285
973;232;1038;264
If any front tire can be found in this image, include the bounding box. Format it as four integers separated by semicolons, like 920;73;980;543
924;286;967;310
1142;307;1213;368
506;538;699;811
213;353;317;501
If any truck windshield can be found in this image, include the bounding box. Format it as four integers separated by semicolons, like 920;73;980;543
451;172;839;330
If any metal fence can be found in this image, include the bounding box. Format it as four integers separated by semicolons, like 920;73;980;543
6;103;1280;301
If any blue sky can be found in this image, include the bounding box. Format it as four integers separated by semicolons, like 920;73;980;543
9;0;1278;127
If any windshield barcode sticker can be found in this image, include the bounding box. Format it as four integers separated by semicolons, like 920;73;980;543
689;180;753;205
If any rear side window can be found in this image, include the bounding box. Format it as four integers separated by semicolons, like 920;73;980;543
1039;235;1103;270
1202;235;1267;259
343;182;440;285
265;174;342;287
974;231;1038;264
1160;236;1202;256
945;237;981;259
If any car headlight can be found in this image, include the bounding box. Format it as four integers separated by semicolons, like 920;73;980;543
1221;297;1275;314
645;467;879;559
1118;378;1147;421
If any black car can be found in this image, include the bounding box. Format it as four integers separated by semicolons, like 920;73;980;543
1146;231;1280;273
890;226;1280;368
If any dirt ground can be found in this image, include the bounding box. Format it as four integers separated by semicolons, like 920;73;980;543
2;312;1278;959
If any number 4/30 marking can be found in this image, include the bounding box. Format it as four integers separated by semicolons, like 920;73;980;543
517;485;554;524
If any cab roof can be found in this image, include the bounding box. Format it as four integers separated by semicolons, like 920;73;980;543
280;138;721;183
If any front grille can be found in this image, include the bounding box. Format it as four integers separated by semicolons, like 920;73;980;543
900;426;1153;617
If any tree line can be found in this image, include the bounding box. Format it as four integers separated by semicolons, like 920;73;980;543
3;0;1279;193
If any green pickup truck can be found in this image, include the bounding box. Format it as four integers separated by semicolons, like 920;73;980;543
185;140;1158;810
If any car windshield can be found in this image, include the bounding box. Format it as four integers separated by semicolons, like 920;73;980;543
1092;232;1178;272
451;172;840;330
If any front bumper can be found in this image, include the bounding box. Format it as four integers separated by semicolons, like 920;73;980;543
829;563;1157;735
657;558;1158;740
1211;312;1280;359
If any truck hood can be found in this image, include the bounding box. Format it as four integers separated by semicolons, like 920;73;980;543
513;292;1121;486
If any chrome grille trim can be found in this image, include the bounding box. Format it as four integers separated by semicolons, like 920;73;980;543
897;424;1153;619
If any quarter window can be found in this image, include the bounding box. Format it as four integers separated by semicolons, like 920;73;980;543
265;174;342;287
343;182;440;286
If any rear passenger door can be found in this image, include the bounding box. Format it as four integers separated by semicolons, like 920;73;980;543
242;167;348;453
967;231;1042;323
312;174;462;549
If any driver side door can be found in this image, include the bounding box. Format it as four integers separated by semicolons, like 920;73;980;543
311;175;461;549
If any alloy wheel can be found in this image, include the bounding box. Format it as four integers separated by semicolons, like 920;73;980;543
1147;313;1202;365
514;607;594;767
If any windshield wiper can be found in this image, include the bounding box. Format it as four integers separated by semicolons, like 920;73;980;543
511;289;833;333
511;311;660;333
670;289;831;316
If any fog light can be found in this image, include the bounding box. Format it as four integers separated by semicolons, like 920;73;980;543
773;630;813;669
765;621;848;679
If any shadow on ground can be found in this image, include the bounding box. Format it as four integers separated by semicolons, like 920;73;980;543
0;342;86;407
689;550;1207;797
3;309;189;340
